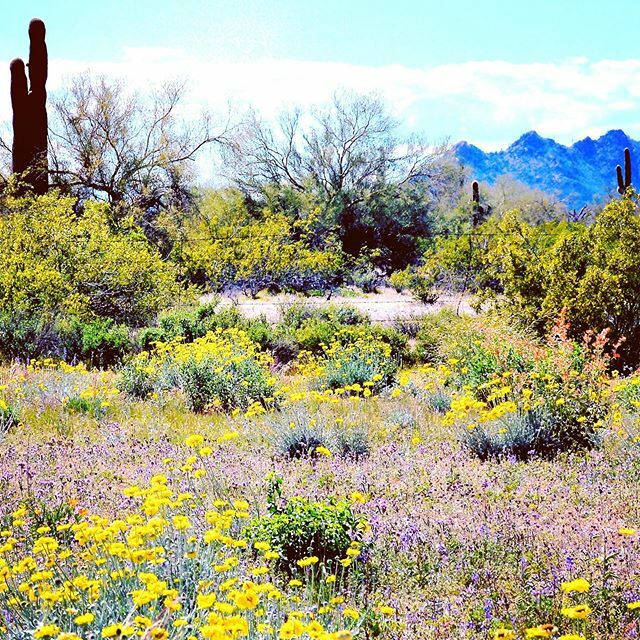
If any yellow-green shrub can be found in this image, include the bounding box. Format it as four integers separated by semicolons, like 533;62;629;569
0;191;180;326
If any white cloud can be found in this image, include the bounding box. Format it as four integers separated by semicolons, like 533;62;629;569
2;48;640;160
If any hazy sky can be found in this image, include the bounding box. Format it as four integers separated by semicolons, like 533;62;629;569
2;0;640;150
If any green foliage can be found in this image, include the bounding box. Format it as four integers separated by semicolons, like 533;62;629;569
485;196;640;366
0;403;19;437
319;330;398;392
455;317;613;461
617;375;640;412
0;312;59;362
64;394;108;420
461;404;602;461
117;354;159;399
63;318;133;368
0;192;180;327
271;415;330;459
245;473;366;573
0;312;132;366
173;189;344;295
269;409;371;460
139;302;276;354
389;267;415;293
121;329;278;413
178;354;275;414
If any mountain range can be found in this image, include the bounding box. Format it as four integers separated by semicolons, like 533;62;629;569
453;129;638;210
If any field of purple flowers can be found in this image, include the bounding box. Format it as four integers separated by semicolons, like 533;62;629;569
1;310;640;639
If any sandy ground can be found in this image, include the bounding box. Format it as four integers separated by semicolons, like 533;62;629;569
201;288;475;324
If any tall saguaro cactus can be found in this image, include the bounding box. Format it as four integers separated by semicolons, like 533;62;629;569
10;18;48;194
616;147;632;196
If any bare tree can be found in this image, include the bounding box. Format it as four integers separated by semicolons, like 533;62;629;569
49;74;231;222
225;92;447;200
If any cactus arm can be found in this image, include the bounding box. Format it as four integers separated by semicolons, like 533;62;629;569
9;58;29;176
617;165;625;195
624;147;632;190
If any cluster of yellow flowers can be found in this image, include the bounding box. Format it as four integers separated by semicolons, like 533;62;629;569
492;576;640;640
0;440;392;639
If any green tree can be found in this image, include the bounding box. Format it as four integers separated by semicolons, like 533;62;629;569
222;91;456;271
489;195;640;364
0;189;180;325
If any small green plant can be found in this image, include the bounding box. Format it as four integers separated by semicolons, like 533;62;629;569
178;355;275;413
425;388;452;414
271;413;331;459
117;355;158;399
321;338;398;392
245;473;367;573
334;425;370;459
64;394;108;420
389;267;415;293
0;402;19;436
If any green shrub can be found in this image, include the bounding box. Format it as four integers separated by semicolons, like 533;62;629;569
350;267;382;293
271;414;331;459
245;474;366;573
489;196;640;367
0;312;61;362
334;425;370;459
136;326;168;352
0;192;180;326
63;318;133;367
389;267;414;293
409;309;460;362
64;394;108;420
178;354;275;413
388;409;416;430
460;405;602;461
117;354;159;399
319;331;398;392
121;329;278;413
617;376;640;412
294;318;340;354
424;388;452;414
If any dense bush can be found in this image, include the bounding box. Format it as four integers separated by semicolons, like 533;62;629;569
0;313;133;367
0;192;180;327
245;474;367;573
303;328;399;393
117;353;159;399
269;409;371;460
487;195;640;366
120;329;277;413
461;405;602;461
173;190;344;295
271;415;331;459
449;315;614;460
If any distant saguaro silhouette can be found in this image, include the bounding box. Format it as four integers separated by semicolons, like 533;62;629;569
616;147;632;195
471;180;490;226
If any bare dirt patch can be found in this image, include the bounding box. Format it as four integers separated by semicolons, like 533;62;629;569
202;287;475;324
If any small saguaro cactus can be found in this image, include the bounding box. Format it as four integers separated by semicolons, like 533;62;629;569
616;147;632;196
471;180;490;226
10;18;48;194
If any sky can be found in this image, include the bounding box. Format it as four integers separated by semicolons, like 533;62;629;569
2;0;640;153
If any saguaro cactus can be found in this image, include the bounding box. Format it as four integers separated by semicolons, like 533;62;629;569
616;147;632;196
471;180;490;226
10;18;48;194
